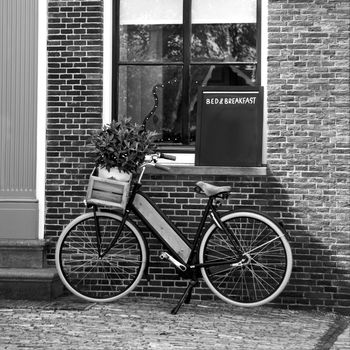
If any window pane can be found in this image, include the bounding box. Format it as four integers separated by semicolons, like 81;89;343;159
120;25;183;62
120;0;183;25
192;0;256;24
120;0;183;62
118;66;183;143
191;64;257;90
191;23;257;63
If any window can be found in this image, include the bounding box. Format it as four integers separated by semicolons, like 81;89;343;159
112;0;261;151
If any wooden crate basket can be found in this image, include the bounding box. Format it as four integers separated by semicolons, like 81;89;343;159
86;168;131;211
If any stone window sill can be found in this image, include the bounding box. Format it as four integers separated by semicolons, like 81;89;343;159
146;164;267;176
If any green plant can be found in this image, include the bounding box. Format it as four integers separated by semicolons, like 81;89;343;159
90;118;157;174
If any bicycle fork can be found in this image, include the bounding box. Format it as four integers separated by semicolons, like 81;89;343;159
92;206;102;256
91;206;131;259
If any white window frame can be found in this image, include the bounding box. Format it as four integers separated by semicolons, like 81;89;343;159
37;0;48;239
103;0;268;166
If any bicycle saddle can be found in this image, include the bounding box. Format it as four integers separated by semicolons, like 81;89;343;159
195;181;232;197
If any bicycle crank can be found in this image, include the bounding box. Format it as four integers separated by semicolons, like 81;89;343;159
160;252;187;272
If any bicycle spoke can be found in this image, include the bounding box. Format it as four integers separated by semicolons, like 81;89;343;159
72;261;101;287
251;259;286;281
247;265;276;295
105;254;141;264
101;262;132;287
68;232;98;255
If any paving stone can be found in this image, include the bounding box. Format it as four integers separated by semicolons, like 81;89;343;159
0;296;348;350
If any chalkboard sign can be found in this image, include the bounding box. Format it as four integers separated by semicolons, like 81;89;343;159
195;86;263;167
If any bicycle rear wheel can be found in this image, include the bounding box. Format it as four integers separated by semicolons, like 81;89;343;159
199;210;292;307
55;211;147;302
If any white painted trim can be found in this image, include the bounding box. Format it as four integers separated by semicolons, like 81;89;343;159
103;0;113;125
158;153;195;166
36;0;47;240
261;1;268;164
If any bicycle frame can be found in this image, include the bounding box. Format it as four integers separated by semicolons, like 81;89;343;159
96;176;244;276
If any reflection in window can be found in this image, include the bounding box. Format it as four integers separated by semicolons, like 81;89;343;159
120;25;183;62
191;24;257;63
192;65;257;88
118;66;183;143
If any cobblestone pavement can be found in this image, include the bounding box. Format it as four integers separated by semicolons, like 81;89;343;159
0;296;348;350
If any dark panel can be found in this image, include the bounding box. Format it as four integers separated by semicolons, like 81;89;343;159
195;86;263;166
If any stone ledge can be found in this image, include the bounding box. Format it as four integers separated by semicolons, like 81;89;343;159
0;239;48;247
0;239;51;269
0;267;58;280
146;165;267;176
0;267;64;301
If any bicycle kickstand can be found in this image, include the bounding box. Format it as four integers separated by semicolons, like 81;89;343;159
171;279;198;315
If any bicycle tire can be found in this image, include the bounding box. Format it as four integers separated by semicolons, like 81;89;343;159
199;210;292;307
55;211;147;302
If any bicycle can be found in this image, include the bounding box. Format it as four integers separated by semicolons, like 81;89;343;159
55;153;293;314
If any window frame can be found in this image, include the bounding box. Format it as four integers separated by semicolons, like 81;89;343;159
109;0;266;173
112;0;262;149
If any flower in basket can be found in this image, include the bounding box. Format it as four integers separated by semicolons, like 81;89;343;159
90;117;158;177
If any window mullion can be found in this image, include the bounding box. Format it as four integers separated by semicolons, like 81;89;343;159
182;0;192;144
255;0;262;85
112;0;120;120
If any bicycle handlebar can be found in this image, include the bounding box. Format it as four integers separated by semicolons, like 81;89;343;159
158;152;176;161
154;152;175;172
140;152;176;173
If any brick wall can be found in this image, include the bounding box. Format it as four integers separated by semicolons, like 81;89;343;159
46;0;104;241
45;0;350;314
266;0;350;313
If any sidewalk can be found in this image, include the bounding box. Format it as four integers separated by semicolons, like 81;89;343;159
0;296;348;350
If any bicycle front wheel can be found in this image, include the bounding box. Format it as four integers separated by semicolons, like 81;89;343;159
55;211;147;302
199;210;292;307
